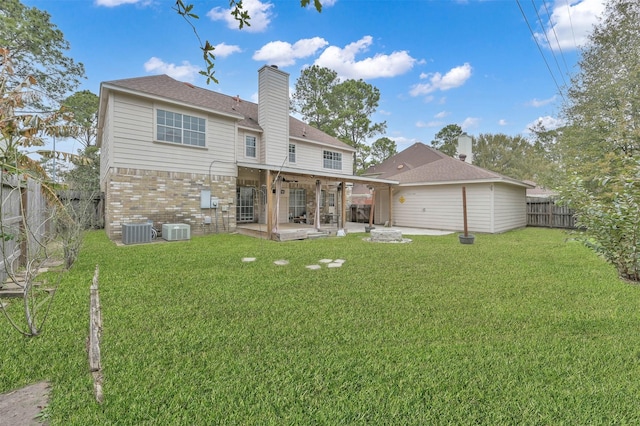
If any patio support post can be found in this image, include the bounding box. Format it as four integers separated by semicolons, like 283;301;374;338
266;170;272;240
341;180;347;229
315;180;321;231
369;188;376;227
388;185;393;225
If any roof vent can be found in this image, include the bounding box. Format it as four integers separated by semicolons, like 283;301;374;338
270;65;278;69
459;154;467;162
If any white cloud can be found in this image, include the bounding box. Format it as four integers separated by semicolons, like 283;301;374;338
144;57;200;82
253;37;329;67
535;0;606;51
524;116;565;133
207;0;274;33
434;111;449;119
528;95;557;107
94;0;145;6
498;119;508;126
461;117;480;131
314;36;417;79
410;63;472;96
416;120;443;128
214;43;242;58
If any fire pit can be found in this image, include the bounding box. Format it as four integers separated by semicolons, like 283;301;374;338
370;229;403;242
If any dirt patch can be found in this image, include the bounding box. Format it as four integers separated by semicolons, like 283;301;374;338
0;381;50;426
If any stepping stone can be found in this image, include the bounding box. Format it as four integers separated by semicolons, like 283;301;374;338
327;263;342;268
333;259;346;264
319;259;333;263
242;257;256;262
306;265;321;270
274;260;289;266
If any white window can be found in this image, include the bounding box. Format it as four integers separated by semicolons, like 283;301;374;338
289;143;296;163
246;136;257;158
157;109;205;147
323;150;342;170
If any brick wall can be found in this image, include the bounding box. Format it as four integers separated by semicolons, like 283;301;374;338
105;168;237;240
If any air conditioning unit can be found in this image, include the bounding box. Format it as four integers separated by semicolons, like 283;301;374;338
122;223;152;245
162;224;191;241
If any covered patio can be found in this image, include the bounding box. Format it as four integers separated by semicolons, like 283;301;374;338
236;163;397;241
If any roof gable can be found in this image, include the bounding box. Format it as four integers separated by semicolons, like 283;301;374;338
364;142;531;187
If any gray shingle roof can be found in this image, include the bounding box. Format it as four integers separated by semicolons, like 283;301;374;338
101;74;352;151
364;142;531;187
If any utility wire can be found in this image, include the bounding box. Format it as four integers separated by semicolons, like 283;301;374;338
542;0;571;76
565;0;578;49
516;0;566;102
531;0;567;87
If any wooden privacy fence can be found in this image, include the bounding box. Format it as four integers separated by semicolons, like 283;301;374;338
0;176;49;284
527;197;576;229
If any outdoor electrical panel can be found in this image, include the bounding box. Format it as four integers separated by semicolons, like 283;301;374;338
200;190;211;208
200;190;219;208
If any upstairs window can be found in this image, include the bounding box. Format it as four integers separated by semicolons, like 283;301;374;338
289;143;296;163
323;150;342;170
246;136;257;158
157;109;205;147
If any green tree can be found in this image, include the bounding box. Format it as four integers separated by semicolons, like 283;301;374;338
431;124;462;157
61;90;99;148
473;133;547;181
527;120;563;187
329;79;386;174
369;137;397;166
0;0;85;105
557;0;640;281
558;0;640;183
291;65;338;135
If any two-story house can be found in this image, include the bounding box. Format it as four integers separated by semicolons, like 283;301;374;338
97;65;397;241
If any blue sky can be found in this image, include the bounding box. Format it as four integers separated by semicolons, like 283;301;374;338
24;0;606;154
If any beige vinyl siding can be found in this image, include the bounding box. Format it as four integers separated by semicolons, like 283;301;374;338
109;93;237;177
492;183;527;232
99;94;113;192
285;140;354;175
258;67;289;166
391;184;494;233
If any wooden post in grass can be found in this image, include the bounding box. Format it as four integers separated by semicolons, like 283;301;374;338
369;188;376;228
89;264;103;403
462;186;468;237
458;186;475;244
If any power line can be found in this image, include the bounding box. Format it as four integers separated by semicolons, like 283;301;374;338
531;0;567;88
542;0;571;76
565;0;579;49
516;0;566;102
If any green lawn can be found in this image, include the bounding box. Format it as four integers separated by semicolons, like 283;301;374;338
2;228;640;424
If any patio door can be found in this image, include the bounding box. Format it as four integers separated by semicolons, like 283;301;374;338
236;187;254;223
289;188;306;219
